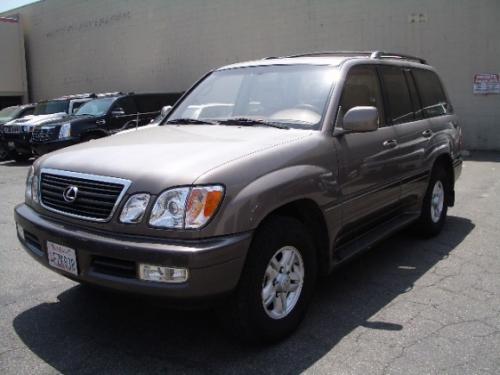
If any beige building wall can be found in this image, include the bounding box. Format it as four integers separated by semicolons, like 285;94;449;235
4;0;500;149
0;17;28;101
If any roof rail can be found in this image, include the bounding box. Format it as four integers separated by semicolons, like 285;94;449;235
96;91;124;97
280;51;374;59
370;51;427;64
263;51;427;64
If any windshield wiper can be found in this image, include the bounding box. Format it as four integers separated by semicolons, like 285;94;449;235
165;118;219;125
218;117;289;129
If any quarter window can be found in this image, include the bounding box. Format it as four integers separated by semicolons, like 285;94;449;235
412;69;452;118
379;66;414;125
340;66;385;126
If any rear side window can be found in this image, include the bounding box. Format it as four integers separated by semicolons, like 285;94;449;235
379;66;414;125
412;69;452;117
135;94;174;114
340;65;385;126
404;70;423;120
115;97;137;114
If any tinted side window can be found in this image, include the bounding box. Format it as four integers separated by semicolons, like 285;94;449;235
404;70;423;120
379;66;414;125
413;69;452;118
340;65;385;126
135;94;166;113
114;97;137;114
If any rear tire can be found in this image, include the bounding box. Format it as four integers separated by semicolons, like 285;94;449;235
219;216;317;343
415;166;449;237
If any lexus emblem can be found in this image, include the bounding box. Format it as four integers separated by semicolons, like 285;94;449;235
63;186;79;203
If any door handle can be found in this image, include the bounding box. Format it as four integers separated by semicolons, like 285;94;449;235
422;129;433;138
96;119;106;125
382;139;398;148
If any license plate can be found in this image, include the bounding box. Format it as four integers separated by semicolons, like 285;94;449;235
8;141;15;150
47;241;78;275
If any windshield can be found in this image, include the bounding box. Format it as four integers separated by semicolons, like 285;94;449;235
167;65;337;130
0;106;19;123
76;98;115;116
33;100;69;115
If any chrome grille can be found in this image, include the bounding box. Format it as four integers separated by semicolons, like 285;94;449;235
2;125;23;134
40;170;130;221
32;126;60;142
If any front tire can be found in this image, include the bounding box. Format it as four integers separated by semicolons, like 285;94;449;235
221;217;317;343
415;166;449;237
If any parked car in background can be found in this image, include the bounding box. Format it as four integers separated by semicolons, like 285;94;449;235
31;93;181;155
1;94;97;161
0;104;36;160
15;51;462;342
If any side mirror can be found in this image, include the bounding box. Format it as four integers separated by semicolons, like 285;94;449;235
111;107;125;117
161;105;172;117
342;106;379;132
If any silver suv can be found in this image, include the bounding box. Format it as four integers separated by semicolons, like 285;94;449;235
15;51;462;342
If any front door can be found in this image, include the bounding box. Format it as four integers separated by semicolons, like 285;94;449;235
335;65;401;235
107;97;138;132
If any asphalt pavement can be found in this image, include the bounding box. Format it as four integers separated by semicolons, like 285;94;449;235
0;153;499;374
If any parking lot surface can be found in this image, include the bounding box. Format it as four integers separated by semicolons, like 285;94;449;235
1;153;499;375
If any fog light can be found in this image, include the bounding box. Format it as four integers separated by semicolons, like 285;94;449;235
139;264;189;283
16;225;24;240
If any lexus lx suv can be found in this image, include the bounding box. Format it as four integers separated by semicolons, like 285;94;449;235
14;51;462;342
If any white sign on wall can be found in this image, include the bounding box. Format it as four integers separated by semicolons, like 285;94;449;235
473;73;500;95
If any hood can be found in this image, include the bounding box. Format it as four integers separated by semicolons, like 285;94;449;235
6;112;68;127
39;125;313;192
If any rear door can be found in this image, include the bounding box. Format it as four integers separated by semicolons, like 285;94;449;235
378;65;431;206
336;65;401;233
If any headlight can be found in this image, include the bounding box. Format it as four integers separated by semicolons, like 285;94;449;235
120;193;150;223
59;123;71;139
32;175;39;203
149;185;224;229
185;186;224;229
149;187;190;228
25;166;33;202
25;166;39;203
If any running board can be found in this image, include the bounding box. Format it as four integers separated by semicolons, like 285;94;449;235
333;212;419;264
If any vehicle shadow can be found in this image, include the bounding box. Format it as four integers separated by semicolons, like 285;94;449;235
0;159;33;167
13;215;474;374
464;151;500;162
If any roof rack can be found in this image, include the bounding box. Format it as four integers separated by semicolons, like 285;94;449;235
96;91;124;97
266;50;427;64
54;93;97;100
370;51;427;64
282;51;374;59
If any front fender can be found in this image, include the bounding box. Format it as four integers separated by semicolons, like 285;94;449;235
215;164;338;234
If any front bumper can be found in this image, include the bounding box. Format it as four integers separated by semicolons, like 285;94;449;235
15;204;252;303
2;134;32;156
